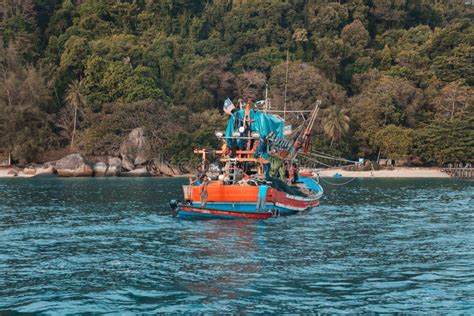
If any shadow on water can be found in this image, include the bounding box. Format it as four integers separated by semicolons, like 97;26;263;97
0;177;473;313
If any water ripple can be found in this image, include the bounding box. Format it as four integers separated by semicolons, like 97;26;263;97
0;178;473;313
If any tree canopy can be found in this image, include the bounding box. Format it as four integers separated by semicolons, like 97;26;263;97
0;0;472;164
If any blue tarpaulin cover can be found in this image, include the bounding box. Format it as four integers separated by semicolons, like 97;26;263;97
225;109;284;148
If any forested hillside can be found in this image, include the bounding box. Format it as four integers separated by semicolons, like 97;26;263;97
0;0;473;165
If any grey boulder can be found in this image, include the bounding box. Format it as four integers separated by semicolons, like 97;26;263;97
55;153;93;177
120;127;150;171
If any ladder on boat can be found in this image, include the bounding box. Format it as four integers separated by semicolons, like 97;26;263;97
228;158;238;184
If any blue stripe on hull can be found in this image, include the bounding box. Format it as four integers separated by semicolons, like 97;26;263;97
191;202;256;212
188;202;306;217
177;210;245;220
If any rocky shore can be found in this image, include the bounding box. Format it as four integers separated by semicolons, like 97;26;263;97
0;153;187;178
0;128;188;178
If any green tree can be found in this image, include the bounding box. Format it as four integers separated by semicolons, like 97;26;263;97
350;70;425;157
222;2;295;56
0;42;56;163
380;44;393;69
341;19;369;49
374;124;413;160
307;2;348;36
414;118;474;164
431;81;473;121
234;47;284;74
172;56;234;111
432;43;474;85
314;36;347;81
269;61;346;111
323;106;350;148
59;36;90;80
370;0;408;32
236;70;266;100
82;56;164;110
0;0;38;60
63;80;85;147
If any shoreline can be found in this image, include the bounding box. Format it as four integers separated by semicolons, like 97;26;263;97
0;168;194;179
0;166;452;179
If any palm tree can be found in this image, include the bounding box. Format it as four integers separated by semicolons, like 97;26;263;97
323;106;350;148
64;80;85;148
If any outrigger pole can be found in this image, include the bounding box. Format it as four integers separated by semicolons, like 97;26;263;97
290;101;321;160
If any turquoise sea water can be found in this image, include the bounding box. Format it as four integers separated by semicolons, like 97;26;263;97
0;177;473;313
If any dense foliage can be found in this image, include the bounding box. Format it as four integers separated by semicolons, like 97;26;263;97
0;0;472;165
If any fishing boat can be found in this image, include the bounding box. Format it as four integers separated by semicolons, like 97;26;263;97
170;98;323;219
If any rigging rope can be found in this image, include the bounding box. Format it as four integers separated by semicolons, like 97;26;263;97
318;176;358;186
299;153;358;170
304;151;359;164
299;154;334;168
299;153;359;186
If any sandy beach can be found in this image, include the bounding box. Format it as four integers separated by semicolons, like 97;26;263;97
314;167;450;178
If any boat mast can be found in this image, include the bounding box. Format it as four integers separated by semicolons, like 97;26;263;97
264;84;268;114
283;48;289;122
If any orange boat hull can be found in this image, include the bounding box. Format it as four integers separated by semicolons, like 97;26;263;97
188;182;261;203
183;181;320;213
